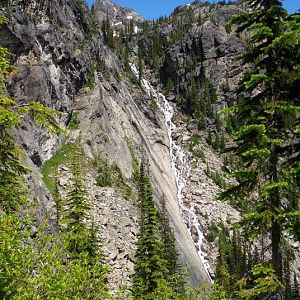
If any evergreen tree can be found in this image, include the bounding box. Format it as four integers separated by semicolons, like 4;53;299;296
221;0;300;287
133;161;168;299
159;195;185;295
53;170;63;231
138;47;144;84
101;14;115;49
96;159;112;187
64;147;92;255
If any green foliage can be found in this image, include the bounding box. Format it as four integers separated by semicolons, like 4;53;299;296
220;0;300;287
64;150;92;245
206;168;226;189
207;222;220;243
165;77;174;93
236;264;284;300
133;162;168;299
182;79;218;130
189;134;206;162
0;215;110;300
150;98;159;111
124;9;195;73
0;1;11;8
68;111;80;129
96;159;112;187
84;66;96;90
125;137;140;182
93;156;133;199
193;148;206;162
138;47;144;83
133;162;185;299
42;142;78;193
101;15;116;49
159;195;186;295
189;133;201;150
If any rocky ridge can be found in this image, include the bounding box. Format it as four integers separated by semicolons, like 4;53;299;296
94;0;143;32
161;3;246;107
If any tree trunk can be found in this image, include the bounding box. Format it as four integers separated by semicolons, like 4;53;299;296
270;148;282;280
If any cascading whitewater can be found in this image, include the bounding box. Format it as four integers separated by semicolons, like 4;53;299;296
130;64;212;280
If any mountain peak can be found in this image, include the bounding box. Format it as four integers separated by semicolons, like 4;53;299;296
94;0;144;25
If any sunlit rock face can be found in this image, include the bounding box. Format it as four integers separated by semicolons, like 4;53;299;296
93;0;143;32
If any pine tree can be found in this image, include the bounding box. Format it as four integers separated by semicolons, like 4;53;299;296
101;14;115;49
221;0;300;284
64;148;92;255
53;170;63;231
138;48;144;84
132;161;168;299
159;195;185;295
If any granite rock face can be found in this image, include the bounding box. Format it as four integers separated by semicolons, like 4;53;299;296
161;4;246;105
1;0;211;289
94;0;143;29
1;0;106;162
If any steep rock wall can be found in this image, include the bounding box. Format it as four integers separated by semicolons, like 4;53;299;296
1;0;210;287
161;4;246;107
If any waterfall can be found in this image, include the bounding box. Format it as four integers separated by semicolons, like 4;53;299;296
130;64;212;281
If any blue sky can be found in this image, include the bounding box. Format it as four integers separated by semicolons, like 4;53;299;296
88;0;299;20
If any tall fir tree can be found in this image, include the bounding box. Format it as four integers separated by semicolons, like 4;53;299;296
133;161;168;299
63;147;92;256
221;0;300;293
158;194;185;295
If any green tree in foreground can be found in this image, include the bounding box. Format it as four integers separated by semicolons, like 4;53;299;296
0;214;110;300
133;161;185;300
220;0;300;297
159;195;186;295
133;161;168;299
64;148;92;254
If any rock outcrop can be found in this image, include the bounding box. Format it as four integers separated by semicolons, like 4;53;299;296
94;0;143;29
161;4;246;106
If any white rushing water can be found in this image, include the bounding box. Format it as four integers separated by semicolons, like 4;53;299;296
130;64;212;281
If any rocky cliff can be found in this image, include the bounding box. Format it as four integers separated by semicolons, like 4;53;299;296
94;0;143;25
0;0;214;290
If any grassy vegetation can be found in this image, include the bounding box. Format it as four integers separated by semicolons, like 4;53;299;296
188;134;206;162
93;155;133;200
125;136;140;182
84;67;96;90
188;133;201;151
67;111;80;130
193;148;206;162
207;222;220;243
150;98;159;111
42;142;79;193
205;167;227;189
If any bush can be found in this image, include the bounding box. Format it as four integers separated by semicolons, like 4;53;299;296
68;112;80;130
193;149;206;162
96;160;112;187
